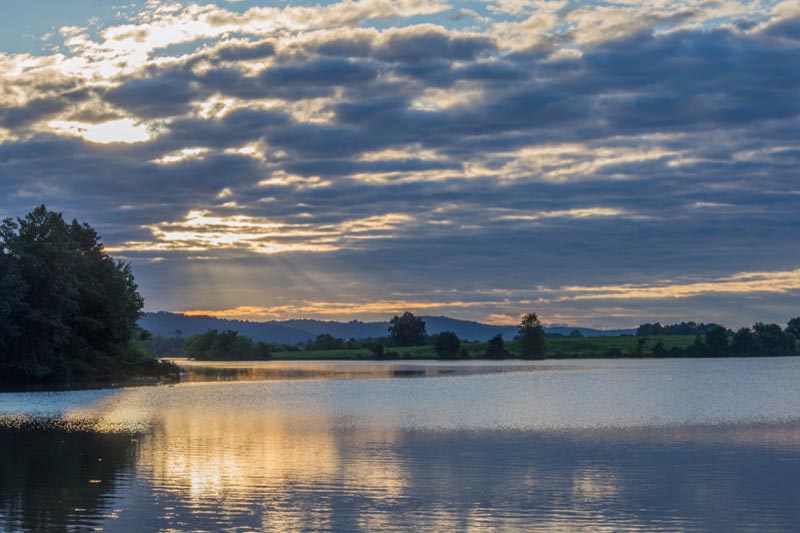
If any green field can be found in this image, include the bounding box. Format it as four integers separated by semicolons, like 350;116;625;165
270;335;697;360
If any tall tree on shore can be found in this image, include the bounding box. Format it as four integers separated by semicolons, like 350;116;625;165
434;331;461;359
0;205;151;381
388;312;426;347
704;324;729;356
518;313;545;359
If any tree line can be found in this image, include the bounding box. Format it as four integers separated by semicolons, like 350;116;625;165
177;312;800;361
646;320;800;357
179;312;548;361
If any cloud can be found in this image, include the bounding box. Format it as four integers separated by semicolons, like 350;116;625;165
0;1;799;327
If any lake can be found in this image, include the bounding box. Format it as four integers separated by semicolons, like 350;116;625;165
2;357;800;532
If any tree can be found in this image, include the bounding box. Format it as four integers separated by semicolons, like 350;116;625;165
306;333;345;351
184;329;270;360
730;327;758;356
636;322;663;337
388;312;426;347
568;329;583;338
0;205;162;382
704;324;729;356
651;341;667;356
786;317;800;340
518;313;545;359
484;333;509;359
753;322;796;356
686;335;707;357
434;331;461;359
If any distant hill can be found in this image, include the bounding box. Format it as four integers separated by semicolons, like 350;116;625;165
139;312;634;344
139;312;313;344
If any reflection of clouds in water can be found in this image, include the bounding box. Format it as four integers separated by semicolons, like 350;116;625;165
2;359;800;531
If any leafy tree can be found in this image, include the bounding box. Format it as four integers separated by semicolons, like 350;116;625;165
686;335;707;356
568;329;583;338
184;329;271;360
753;323;796;356
0;205;169;382
704;324;729;356
518;313;545;359
484;333;509;359
306;333;345;351
434;331;461;359
636;322;664;336
730;327;758;356
651;341;667;356
388;312;426;347
369;343;384;359
786;317;800;340
636;338;648;356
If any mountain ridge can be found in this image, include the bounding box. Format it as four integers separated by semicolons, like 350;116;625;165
139;311;634;344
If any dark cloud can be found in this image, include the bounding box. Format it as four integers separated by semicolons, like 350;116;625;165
215;41;275;61
374;30;495;63
2;10;800;326
105;73;202;118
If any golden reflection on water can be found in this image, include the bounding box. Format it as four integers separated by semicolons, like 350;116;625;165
134;406;408;525
6;358;800;532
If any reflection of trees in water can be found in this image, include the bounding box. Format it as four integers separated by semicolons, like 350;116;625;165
0;426;135;533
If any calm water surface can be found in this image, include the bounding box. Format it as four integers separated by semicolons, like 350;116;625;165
2;358;800;532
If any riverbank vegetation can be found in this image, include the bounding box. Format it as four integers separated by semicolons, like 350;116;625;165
0;206;178;384
173;313;799;361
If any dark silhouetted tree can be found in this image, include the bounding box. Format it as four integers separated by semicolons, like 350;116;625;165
686;335;707;356
651;341;667;356
184;329;271;360
730;327;758;356
518;313;545;359
434;331;461;359
0;205;167;382
307;333;345;351
753;322;796;356
484;333;509;359
786;317;800;340
636;322;663;336
388;312;426;347
704;324;729;356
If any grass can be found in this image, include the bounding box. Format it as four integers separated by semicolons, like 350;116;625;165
270;335;698;360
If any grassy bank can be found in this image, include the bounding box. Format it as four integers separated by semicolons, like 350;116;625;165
268;335;697;360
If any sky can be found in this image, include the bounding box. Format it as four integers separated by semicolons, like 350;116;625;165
0;0;799;328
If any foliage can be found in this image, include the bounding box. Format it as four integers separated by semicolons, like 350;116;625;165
140;335;187;358
704;324;729;356
518;313;545;359
484;333;510;359
752;323;796;356
306;333;346;351
730;328;758;356
184;329;272;360
434;331;461;359
0;205;173;383
388;312;427;347
370;343;384;359
787;317;800;340
637;321;723;337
